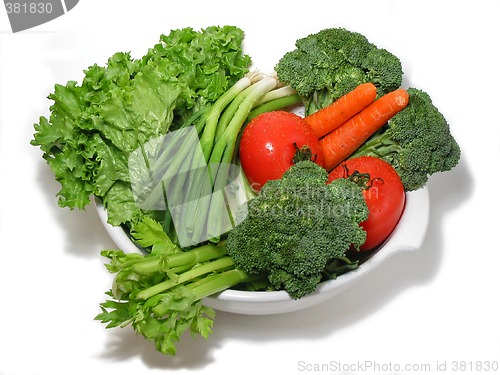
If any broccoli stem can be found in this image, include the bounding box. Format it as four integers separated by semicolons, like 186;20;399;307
350;130;401;160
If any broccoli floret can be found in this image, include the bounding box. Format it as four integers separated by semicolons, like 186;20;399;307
275;27;403;115
226;161;368;299
351;88;461;191
362;47;403;94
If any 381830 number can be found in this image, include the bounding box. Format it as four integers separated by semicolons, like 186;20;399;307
5;2;53;14
451;361;499;372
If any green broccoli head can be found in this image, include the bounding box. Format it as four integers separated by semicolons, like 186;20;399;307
268;269;322;300
227;161;368;299
275;27;403;115
351;88;461;191
362;48;403;94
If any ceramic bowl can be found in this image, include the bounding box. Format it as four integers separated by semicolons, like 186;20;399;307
94;187;429;315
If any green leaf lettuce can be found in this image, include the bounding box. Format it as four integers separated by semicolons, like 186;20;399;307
31;26;251;226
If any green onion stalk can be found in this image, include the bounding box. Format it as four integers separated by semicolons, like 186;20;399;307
132;71;301;247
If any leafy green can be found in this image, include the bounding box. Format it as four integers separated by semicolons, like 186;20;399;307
95;218;251;355
31;26;252;227
96;287;216;356
130;217;179;255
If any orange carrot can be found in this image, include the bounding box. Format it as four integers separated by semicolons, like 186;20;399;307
304;82;377;138
320;88;409;171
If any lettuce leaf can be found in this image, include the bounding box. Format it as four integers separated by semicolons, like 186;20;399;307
32;26;251;226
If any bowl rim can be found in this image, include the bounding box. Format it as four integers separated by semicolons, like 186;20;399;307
209;186;429;303
93;186;430;307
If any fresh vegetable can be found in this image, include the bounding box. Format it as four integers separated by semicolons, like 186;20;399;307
238;111;324;191
246;85;302;121
350;88;461;191
95;217;255;356
31;24;299;246
31;26;252;227
320;88;410;171
30;24;463;359
275;27;403;115
140;71;299;247
304;82;377;138
328;156;405;251
226;160;368;299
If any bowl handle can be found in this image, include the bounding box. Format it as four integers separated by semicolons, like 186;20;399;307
384;187;430;254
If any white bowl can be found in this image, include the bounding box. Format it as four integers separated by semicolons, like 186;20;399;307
94;187;429;315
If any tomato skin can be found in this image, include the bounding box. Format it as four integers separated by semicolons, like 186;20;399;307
328;156;405;251
239;111;324;191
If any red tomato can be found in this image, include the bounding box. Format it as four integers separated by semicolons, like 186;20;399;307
328;156;405;251
239;111;324;191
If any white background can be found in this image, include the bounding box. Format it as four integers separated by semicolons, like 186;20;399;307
1;1;499;374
